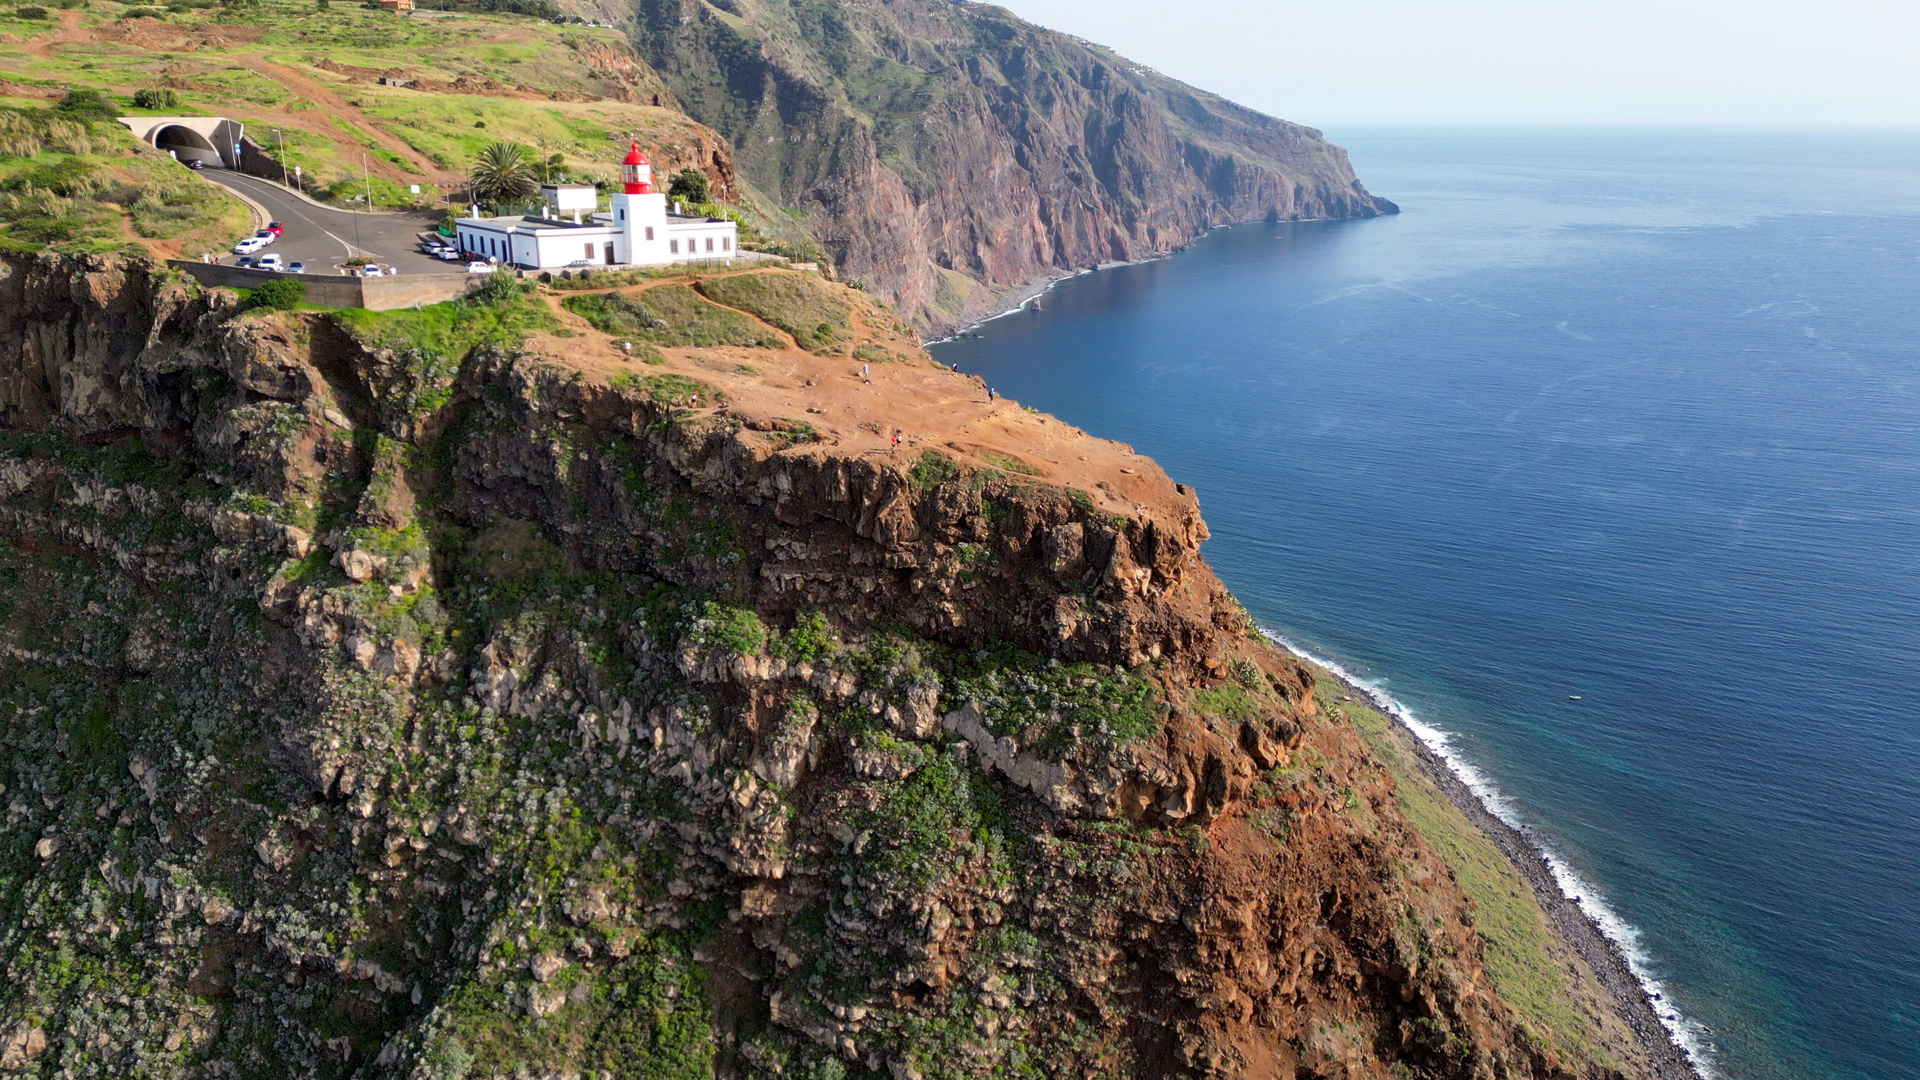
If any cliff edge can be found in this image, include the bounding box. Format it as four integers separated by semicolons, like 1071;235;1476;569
0;251;1658;1080
630;0;1396;333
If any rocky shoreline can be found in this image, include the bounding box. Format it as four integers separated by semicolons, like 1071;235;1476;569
1322;666;1707;1080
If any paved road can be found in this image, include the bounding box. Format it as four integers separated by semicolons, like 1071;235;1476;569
201;170;461;276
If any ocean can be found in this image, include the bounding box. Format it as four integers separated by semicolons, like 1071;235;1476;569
929;130;1920;1080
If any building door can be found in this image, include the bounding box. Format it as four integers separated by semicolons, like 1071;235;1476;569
604;242;616;265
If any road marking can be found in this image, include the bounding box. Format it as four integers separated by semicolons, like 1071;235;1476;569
212;172;384;261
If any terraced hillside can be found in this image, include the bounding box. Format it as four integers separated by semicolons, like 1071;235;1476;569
0;1;746;217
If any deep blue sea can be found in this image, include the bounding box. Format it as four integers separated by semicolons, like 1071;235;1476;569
930;130;1920;1080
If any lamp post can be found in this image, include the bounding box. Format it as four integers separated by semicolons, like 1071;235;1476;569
351;152;367;258
272;128;289;188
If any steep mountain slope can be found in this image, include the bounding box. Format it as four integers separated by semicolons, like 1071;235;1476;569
0;250;1653;1080
629;0;1396;332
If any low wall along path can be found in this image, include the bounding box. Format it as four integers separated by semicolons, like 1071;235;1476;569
168;261;483;311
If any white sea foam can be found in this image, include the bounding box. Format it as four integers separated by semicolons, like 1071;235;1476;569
1260;627;1719;1078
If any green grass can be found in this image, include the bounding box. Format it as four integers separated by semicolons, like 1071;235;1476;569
563;285;776;349
606;370;722;407
0;106;248;255
0;0;692;209
332;290;559;358
909;449;958;491
941;645;1163;754
696;270;853;350
1327;668;1599;1061
977;449;1042;476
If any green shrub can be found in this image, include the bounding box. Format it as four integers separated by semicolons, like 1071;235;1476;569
245;277;305;310
131;87;177;110
769;610;834;664
666;168;708;204
14;5;49;16
466;269;527;306
55;88;116;122
685;601;764;658
909;450;958;491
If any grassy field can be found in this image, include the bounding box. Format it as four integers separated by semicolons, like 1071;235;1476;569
0;96;249;255
1314;665;1614;1067
696;269;852;351
562;285;778;349
0;0;704;207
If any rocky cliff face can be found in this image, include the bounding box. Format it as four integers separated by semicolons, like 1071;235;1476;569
0;251;1611;1080
629;0;1395;332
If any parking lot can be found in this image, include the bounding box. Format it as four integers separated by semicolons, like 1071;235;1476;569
201;170;464;277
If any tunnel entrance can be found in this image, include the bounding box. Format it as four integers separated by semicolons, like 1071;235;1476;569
153;124;222;167
117;116;245;168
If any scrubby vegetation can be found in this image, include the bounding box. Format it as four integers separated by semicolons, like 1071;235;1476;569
0;101;247;255
697;270;853;351
243;277;306;310
562;286;778;348
335;286;558;359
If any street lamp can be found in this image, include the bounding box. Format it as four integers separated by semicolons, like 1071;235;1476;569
272;128;290;188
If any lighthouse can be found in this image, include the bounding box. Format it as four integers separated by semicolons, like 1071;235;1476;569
453;141;736;270
609;141;669;265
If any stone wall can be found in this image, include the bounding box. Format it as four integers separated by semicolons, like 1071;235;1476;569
166;260;480;310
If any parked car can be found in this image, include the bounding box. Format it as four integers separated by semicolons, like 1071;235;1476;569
184;159;205;171
287;261;305;275
465;261;494;274
232;237;266;254
434;248;462;262
265;222;284;237
565;259;593;268
233;256;257;268
257;254;284;271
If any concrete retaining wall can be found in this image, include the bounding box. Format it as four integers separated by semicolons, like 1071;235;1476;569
168;261;481;311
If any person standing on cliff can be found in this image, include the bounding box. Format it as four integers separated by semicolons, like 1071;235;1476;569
862;363;870;383
987;387;996;402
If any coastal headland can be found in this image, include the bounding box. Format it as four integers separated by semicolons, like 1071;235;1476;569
0;244;1695;1078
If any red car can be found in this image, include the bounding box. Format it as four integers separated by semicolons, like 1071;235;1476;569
266;221;284;236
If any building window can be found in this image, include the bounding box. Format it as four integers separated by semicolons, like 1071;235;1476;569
722;237;731;252
645;227;654;241
705;237;714;252
670;239;678;254
617;209;624;221
585;243;595;259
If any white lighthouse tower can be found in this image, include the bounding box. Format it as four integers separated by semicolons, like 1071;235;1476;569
610;142;669;265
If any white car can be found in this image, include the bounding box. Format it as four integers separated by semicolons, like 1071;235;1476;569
435;248;463;262
466;261;495;274
232;237;268;255
256;254;284;271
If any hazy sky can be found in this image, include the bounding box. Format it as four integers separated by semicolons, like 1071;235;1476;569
994;0;1920;128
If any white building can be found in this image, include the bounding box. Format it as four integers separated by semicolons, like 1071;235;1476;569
453;144;739;270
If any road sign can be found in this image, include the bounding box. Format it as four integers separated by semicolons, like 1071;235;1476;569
410;184;420;194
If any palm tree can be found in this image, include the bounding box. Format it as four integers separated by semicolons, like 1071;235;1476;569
468;142;538;211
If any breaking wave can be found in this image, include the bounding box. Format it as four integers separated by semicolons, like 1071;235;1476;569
1259;628;1719;1078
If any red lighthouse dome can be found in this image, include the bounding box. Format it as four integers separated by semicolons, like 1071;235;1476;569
621;143;653;194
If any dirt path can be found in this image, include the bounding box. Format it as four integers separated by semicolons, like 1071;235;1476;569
521;270;1178;523
243;59;444;183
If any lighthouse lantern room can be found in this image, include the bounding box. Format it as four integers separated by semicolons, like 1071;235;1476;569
622;143;654;194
